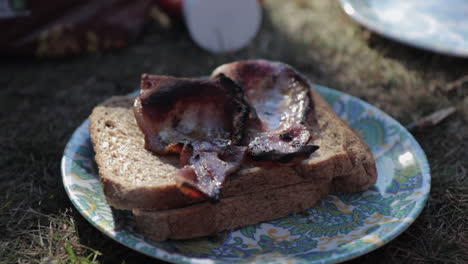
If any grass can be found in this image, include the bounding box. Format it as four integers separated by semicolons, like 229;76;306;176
1;0;467;263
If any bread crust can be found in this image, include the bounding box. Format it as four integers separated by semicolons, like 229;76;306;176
89;86;377;210
133;179;331;241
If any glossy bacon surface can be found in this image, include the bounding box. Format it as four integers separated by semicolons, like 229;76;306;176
134;60;320;199
134;74;250;198
212;60;319;165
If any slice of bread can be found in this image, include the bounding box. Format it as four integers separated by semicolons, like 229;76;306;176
89;87;377;211
133;179;331;241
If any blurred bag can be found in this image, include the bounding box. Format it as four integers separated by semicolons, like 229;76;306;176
0;0;156;56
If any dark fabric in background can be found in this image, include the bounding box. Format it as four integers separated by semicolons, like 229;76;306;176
0;0;155;56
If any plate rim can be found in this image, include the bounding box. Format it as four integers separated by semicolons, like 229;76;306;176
339;0;468;58
61;84;431;264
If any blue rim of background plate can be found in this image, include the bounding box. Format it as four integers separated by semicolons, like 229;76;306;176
339;0;468;58
61;84;430;264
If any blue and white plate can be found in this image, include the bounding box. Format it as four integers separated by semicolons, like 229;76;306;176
61;85;430;264
340;0;468;57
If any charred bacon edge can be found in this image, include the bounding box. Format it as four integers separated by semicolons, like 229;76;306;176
135;74;251;153
249;145;319;165
134;73;252;199
213;60;320;165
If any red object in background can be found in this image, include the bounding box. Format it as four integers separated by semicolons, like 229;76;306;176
157;0;183;19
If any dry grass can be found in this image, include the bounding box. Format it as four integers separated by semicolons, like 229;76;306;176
1;0;467;263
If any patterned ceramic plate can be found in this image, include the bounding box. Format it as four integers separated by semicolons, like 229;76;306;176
62;85;430;264
340;0;468;57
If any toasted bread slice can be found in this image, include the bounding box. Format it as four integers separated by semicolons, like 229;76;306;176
133;179;331;241
89;87;376;210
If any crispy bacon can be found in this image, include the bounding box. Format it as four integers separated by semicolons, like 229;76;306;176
134;73;249;154
212;60;319;165
176;142;246;199
248;124;319;165
134;74;250;198
134;61;320;199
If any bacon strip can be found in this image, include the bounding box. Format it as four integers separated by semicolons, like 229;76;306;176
134;61;320;199
134;74;250;198
176;142;246;199
212;60;319;165
248;124;319;165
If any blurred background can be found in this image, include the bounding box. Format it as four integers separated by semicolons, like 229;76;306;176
1;0;467;263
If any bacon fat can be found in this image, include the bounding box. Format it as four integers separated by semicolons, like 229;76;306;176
134;74;250;198
212;60;319;165
134;60;320;199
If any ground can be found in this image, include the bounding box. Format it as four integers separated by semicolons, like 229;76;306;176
1;0;467;263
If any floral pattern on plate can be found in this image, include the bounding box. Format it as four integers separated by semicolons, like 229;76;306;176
61;85;430;264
